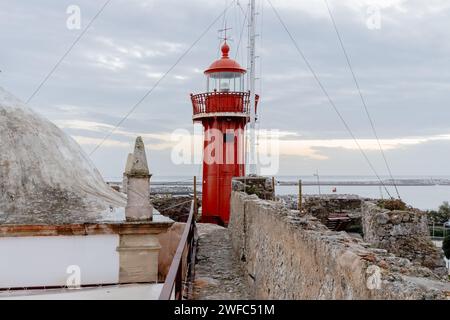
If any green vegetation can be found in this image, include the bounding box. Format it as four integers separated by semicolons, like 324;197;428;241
427;201;450;224
443;235;450;259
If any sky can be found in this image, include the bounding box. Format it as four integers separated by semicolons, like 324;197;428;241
1;0;450;179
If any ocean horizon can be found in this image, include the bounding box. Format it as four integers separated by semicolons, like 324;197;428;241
103;175;450;211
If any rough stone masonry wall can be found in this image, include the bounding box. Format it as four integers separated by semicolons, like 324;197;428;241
362;202;447;277
233;176;274;200
302;195;363;224
229;191;450;300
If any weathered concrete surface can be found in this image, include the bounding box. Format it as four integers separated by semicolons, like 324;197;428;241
193;223;250;300
156;222;185;281
0;87;126;224
229;191;450;300
122;153;133;194
117;234;161;283
0;215;174;238
362;202;447;277
125;137;153;221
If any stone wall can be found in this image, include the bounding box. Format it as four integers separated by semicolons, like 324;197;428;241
304;194;362;212
362;202;447;276
302;195;363;224
229;191;450;300
232;176;274;200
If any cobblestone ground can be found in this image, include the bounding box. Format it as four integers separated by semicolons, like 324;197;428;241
192;223;250;300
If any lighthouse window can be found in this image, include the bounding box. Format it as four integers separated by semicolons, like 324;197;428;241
224;133;234;143
219;79;231;92
207;72;244;92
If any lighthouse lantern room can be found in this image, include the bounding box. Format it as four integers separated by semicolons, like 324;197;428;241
190;41;258;225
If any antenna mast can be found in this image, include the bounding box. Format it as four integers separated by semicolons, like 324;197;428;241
248;0;257;175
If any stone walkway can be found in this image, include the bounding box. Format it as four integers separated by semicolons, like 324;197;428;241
192;224;250;300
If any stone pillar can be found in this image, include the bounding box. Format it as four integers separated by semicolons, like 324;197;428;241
125;137;153;221
116;223;174;284
117;232;161;283
122;153;134;194
117;136;165;284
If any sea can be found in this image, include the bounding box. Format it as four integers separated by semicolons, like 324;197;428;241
127;175;450;211
272;175;450;211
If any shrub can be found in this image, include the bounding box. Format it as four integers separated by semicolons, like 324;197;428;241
427;201;450;224
439;201;450;215
378;199;407;211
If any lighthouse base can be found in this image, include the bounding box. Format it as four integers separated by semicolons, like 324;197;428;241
201;215;227;227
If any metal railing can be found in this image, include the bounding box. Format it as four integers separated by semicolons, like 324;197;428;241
191;91;253;115
159;200;198;300
429;224;449;239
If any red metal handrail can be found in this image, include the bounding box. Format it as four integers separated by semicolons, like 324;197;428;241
159;200;197;300
191;91;259;116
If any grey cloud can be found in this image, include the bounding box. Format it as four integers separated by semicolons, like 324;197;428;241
1;0;450;177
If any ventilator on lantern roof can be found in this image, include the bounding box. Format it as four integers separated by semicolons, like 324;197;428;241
204;42;246;75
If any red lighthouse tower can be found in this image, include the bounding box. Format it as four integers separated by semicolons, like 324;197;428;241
191;41;258;226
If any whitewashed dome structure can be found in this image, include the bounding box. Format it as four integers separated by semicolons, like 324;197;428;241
0;87;126;224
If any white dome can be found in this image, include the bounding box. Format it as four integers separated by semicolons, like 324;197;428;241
0;87;126;224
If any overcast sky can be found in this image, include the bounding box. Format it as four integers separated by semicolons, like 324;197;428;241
1;0;450;179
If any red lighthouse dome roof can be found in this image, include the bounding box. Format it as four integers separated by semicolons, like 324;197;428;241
204;42;246;75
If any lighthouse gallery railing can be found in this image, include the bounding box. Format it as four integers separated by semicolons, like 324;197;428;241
191;91;251;116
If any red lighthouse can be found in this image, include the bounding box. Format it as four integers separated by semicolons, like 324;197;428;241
191;41;258;226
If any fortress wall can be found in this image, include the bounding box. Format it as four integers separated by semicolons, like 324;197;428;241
362;202;447;276
229;191;450;300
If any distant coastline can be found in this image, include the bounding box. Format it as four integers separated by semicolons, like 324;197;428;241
130;178;450;187
276;179;450;186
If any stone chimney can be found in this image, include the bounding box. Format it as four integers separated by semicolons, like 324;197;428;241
125;137;153;221
122;153;134;194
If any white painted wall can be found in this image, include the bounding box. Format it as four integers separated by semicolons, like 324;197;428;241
0;284;163;300
0;235;119;288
